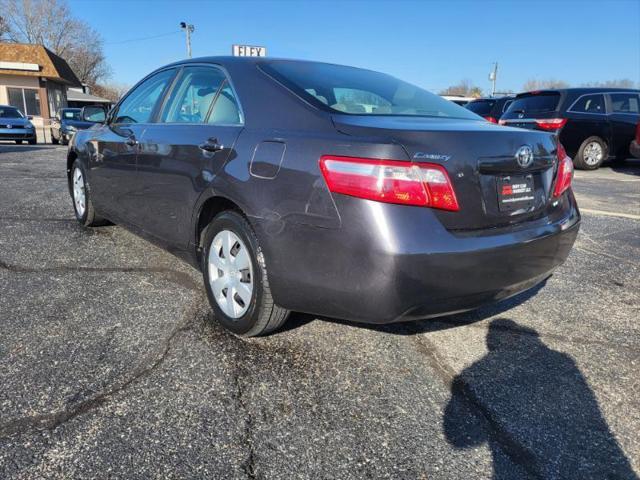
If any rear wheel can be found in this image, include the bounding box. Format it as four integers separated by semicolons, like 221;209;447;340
51;131;59;145
15;140;23;145
574;136;607;170
28;138;36;145
202;210;290;337
70;160;108;227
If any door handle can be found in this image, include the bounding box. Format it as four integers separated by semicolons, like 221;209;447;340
125;135;138;147
199;138;224;152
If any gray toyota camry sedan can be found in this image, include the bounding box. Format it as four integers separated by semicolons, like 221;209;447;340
67;57;580;336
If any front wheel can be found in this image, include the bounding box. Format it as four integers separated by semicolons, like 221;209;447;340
574;136;607;170
70;161;108;227
202;211;290;337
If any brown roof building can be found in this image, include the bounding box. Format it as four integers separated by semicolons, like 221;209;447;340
0;43;83;141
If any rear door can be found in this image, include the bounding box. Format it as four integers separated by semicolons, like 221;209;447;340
561;93;609;156
88;68;177;223
135;65;244;247
607;92;640;158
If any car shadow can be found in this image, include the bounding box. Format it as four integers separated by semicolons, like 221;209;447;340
443;318;638;479
609;158;640;176
281;278;548;336
0;144;59;154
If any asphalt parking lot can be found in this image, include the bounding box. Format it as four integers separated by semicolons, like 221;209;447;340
0;144;638;479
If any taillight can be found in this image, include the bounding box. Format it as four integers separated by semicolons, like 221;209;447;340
484;116;498;123
535;118;567;131
319;155;460;211
553;143;573;197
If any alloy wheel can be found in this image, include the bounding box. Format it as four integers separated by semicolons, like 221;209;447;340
208;229;254;319
583;141;603;166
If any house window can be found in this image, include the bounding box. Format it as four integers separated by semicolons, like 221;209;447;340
7;87;41;117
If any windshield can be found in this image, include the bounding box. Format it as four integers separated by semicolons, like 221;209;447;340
506;93;560;114
62;109;81;120
0;107;24;118
262;61;480;120
466;100;496;115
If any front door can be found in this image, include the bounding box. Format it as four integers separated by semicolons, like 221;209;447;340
135;66;244;247
607;92;640;158
88;68;177;225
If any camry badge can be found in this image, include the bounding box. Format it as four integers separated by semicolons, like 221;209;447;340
413;152;451;161
515;145;534;168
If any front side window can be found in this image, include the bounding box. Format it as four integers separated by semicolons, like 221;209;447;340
262;61;479;120
570;94;605;114
114;69;176;124
610;93;640;113
7;87;40;116
161;66;226;123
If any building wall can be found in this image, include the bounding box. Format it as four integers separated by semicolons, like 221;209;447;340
0;74;64;143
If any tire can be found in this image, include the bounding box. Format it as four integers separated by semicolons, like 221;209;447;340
15;140;23;145
51;132;59;145
201;210;290;337
28;139;36;145
61;137;69;146
70;160;108;227
574;136;607;170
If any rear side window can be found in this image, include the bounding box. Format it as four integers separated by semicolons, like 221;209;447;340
610;93;640;113
262;61;479;120
570;94;605;114
466;100;496;115
506;93;560;114
114;69;176;124
161;67;226;123
207;84;242;125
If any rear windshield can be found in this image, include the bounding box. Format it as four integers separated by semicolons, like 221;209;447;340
62;110;81;120
262;61;480;120
466;100;496;115
0;107;23;118
505;93;560;114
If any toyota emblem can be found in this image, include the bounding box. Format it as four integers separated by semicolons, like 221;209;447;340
515;145;534;168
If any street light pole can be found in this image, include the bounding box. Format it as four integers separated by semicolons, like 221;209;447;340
180;22;195;58
489;62;498;97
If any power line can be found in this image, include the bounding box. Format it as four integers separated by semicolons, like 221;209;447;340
105;30;181;46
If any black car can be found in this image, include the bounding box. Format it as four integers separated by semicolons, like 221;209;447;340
0;105;37;144
465;96;514;123
630;120;640;159
67;57;580;337
51;108;96;145
500;88;640;169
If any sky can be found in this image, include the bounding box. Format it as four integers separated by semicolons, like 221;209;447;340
69;0;640;94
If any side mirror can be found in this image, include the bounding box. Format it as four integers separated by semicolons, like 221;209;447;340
81;106;107;124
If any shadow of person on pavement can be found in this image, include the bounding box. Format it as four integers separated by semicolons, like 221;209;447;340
443;318;638;480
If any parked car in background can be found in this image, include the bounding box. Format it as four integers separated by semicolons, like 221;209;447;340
51;108;97;145
465;96;514;123
630;120;640;159
500;88;640;169
0;105;36;144
67;57;579;337
442;95;476;106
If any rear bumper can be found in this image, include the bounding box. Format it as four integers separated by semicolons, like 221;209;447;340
256;191;580;324
631;140;640;159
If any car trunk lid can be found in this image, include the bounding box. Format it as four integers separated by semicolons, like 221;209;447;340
332;115;558;231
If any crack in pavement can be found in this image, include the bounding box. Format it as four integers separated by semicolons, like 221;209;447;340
0;258;202;293
0;301;201;440
231;361;259;480
402;324;544;480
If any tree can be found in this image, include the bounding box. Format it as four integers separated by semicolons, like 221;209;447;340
91;82;130;103
440;79;484;98
0;0;110;86
522;78;570;91
581;79;638;88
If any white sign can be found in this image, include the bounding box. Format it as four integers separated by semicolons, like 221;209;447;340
232;45;267;57
0;61;40;72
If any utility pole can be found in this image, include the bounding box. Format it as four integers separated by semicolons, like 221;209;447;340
489;62;498;97
180;22;195;58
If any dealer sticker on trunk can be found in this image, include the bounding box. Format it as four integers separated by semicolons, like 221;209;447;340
497;175;535;212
